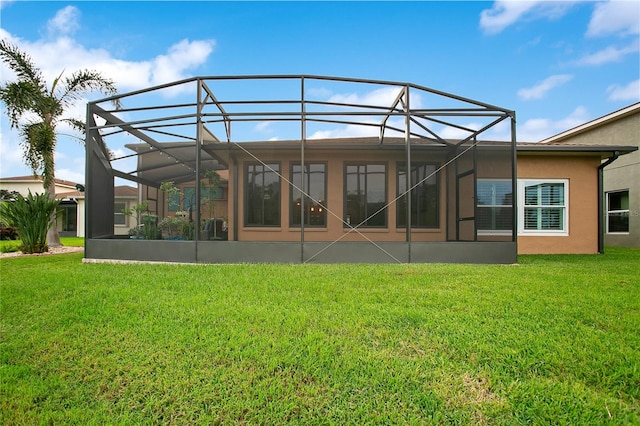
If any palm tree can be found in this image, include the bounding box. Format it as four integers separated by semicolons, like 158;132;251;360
0;40;120;247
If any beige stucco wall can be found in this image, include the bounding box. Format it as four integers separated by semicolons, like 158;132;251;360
0;180;74;196
1;178;85;237
136;144;608;255
113;198;137;236
517;155;601;254
229;149;449;243
546;109;639;247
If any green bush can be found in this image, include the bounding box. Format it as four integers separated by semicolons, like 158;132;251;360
0;191;60;254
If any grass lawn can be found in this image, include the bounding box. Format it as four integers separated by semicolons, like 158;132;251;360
0;237;84;253
1;247;638;424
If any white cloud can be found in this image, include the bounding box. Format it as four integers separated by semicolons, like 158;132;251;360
480;1;538;35
0;5;216;181
55;168;85;184
517;74;573;100
573;40;640;66
0;7;215;96
150;39;214;88
586;0;640;38
606;79;640;101
305;87;426;139
517;106;590;141
2;35;215;95
327;86;424;109
479;1;576;35
0;131;24;177
0;0;15;10
254;121;273;133
438;122;483;140
47;5;80;36
309;122;380;140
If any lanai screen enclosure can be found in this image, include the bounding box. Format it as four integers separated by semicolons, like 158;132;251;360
85;75;517;263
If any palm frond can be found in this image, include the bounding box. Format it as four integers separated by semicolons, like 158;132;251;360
50;69;66;96
60;118;86;136
32;94;64;123
0;81;40;128
0;40;46;90
20;121;57;189
60;70;122;109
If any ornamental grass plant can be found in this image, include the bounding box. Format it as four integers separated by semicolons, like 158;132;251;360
0;191;60;254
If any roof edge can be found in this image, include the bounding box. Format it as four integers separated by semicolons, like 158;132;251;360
540;102;640;144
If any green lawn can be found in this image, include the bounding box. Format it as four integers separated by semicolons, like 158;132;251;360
0;236;84;253
1;248;638;424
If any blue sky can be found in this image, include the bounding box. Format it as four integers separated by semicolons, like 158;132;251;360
1;0;638;183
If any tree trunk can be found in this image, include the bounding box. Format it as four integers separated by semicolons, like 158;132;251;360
46;179;62;248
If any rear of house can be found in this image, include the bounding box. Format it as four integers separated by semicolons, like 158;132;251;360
81;75;637;264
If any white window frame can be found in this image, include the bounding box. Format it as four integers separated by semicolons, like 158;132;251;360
114;201;127;227
477;179;513;236
606;190;630;234
518;179;569;236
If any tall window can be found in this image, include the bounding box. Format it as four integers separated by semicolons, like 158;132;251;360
114;202;126;225
477;180;512;234
345;164;387;228
183;187;195;211
168;192;180;211
607;190;629;233
397;162;439;228
183;186;223;210
246;163;280;226
519;180;568;235
291;163;326;227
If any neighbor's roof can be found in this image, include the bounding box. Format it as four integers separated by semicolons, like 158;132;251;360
114;185;138;197
54;186;137;200
539;102;640;144
515;142;637;158
0;175;80;188
55;190;84;200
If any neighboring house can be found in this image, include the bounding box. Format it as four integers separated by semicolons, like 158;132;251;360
82;75;638;264
0;175;137;238
540;102;640;248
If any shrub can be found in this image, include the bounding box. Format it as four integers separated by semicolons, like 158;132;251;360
0;191;60;253
0;222;18;240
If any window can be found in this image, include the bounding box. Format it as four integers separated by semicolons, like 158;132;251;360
518;180;568;235
607;190;629;233
205;187;224;200
397;162;439;228
291;163;326;227
58;203;77;232
182;186;221;211
168;192;180;211
114;202;126;225
183;187;195;211
477;180;513;234
345;164;387;227
246;163;280;226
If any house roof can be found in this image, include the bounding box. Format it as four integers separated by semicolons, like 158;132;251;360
515;141;637;158
115;185;138;197
0;175;80;189
205;136;637;161
55;190;84;200
119;135;639;184
54;186;137;200
539;102;640;144
124;142;224;185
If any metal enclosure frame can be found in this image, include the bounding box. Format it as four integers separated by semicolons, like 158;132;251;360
85;75;517;263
